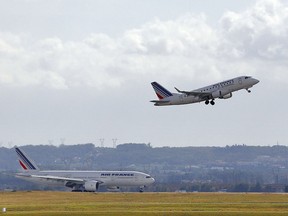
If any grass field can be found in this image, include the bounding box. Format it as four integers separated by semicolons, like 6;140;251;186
1;191;288;215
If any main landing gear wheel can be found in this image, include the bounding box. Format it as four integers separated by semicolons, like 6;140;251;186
205;100;215;105
246;89;251;93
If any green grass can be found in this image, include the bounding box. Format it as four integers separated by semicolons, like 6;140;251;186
0;192;288;215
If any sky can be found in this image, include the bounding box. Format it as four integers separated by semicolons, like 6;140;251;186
0;0;287;147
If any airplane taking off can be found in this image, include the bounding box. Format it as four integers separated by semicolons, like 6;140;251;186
151;76;259;106
15;147;155;192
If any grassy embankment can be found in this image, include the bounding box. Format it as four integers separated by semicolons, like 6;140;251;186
1;191;288;215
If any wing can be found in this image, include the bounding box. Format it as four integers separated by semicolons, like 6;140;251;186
17;173;85;184
16;173;103;188
21;174;103;191
174;87;212;99
30;175;85;184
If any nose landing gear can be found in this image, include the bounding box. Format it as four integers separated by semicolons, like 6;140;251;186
139;186;145;193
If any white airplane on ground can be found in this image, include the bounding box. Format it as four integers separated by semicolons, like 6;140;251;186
15;147;155;192
151;76;259;106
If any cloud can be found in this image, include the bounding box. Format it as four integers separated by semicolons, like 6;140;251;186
219;0;288;60
122;14;215;56
0;0;288;90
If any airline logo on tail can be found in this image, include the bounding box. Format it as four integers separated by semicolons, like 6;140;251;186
151;82;173;99
15;147;39;170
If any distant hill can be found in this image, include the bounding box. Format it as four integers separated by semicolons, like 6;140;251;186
2;143;288;171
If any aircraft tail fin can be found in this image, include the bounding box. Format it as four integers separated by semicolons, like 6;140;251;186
151;82;173;99
15;147;39;171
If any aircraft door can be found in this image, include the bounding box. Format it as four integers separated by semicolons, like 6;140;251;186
134;173;139;182
238;77;242;85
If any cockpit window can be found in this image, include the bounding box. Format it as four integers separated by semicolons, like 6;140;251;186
245;76;251;79
146;176;151;178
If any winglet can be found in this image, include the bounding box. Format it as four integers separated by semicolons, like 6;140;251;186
174;87;190;95
174;87;182;93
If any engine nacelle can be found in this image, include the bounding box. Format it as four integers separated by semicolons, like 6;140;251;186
212;90;223;98
212;90;232;99
220;92;232;99
84;181;99;192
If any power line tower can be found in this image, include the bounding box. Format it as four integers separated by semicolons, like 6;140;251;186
8;141;13;148
60;138;66;145
112;138;118;148
99;138;105;148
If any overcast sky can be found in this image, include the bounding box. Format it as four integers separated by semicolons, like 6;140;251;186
0;0;287;147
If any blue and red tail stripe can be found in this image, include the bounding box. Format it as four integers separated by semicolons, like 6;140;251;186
19;160;28;170
15;147;37;170
151;82;173;99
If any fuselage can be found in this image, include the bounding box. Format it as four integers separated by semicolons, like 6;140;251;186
153;76;259;106
17;170;155;187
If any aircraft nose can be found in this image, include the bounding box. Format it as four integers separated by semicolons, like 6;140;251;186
253;78;260;84
151;177;155;184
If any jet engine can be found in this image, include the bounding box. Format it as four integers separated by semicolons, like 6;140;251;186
212;90;232;99
84;181;100;192
220;92;232;99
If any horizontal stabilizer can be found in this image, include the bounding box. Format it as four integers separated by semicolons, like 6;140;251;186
150;100;170;103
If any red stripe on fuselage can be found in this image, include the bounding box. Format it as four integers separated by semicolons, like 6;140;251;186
19;160;27;170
